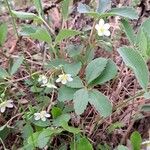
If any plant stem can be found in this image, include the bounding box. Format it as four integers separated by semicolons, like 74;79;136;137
88;21;96;44
0;71;41;85
4;0;19;38
40;17;55;35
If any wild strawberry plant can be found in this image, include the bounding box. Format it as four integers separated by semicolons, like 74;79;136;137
0;0;150;149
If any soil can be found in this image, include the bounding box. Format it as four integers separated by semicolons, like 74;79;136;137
0;0;150;149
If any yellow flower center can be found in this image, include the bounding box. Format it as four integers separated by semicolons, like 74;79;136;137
61;74;67;80
99;27;105;33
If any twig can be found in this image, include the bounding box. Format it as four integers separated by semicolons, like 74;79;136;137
113;90;145;111
0;138;8;150
121;119;135;144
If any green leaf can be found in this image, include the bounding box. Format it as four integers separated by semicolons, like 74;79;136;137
66;44;83;57
30;86;43;93
136;28;148;59
77;3;92;13
108;7;138;19
11;10;40;20
58;85;77;102
117;145;128;150
143;92;150;99
33;0;43;15
78;4;138;20
142;18;150;38
22;144;34;150
107;122;124;133
140;104;150;112
64;62;82;76
31;118;51;127
55;29;81;44
63;106;74;114
10;55;24;75
66;76;84;88
53;114;70;127
45;59;68;69
86;57;108;84
61;121;80;134
118;47;149;90
145;35;150;57
130;131;142;150
88;89;112;117
141;19;150;57
37;128;63;148
0;125;11;140
97;40;113;52
0;67;9;79
121;19;136;45
0;23;7;46
28;132;40;147
97;143;111;150
22;123;33;140
131;0;141;6
73;88;89;115
84;46;95;63
77;137;93;150
62;0;72;21
20;25;52;44
51;107;62;118
97;0;111;13
90;59;117;86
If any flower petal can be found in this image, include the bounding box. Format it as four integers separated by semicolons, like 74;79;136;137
56;78;61;83
104;30;110;36
98;31;104;36
34;116;41;121
45;113;50;118
0;107;6;113
66;74;73;81
43;79;48;84
95;24;99;30
7;100;13;103
41;116;46;121
34;113;41;120
61;79;67;84
6;103;13;108
99;19;105;26
46;83;57;89
38;77;42;82
67;76;73;82
104;23;110;29
58;75;63;78
52;85;57;89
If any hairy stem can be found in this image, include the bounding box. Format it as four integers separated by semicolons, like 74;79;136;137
4;0;19;38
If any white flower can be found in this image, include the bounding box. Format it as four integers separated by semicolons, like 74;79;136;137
95;19;110;36
0;100;13;113
45;82;57;89
38;75;57;89
34;111;50;121
38;75;48;85
56;73;73;84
